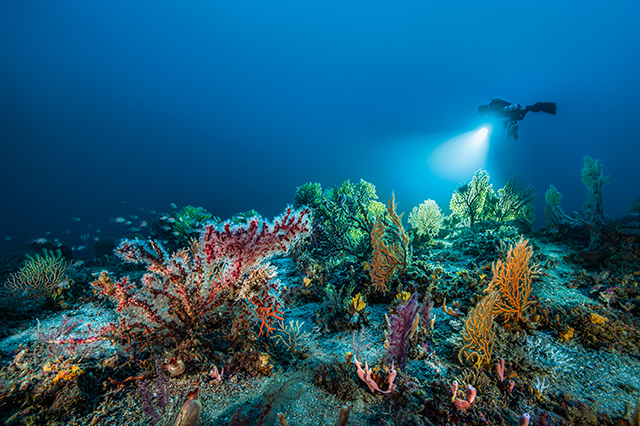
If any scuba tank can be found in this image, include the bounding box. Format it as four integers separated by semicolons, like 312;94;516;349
503;103;522;112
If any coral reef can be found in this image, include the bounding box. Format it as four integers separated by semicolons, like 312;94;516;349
1;166;639;426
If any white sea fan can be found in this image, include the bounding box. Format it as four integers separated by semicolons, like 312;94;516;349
408;199;444;238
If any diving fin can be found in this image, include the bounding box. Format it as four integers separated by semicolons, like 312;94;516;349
528;102;556;114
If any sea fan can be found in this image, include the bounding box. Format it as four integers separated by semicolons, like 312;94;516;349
386;293;421;370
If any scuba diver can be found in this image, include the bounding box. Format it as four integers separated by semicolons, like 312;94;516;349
478;98;556;140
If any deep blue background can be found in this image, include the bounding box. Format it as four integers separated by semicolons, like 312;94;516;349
1;1;639;253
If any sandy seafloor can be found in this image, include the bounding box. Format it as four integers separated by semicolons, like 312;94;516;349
0;235;639;426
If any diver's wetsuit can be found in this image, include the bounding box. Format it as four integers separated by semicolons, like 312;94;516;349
478;98;556;140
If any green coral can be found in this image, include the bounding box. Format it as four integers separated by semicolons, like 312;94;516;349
581;155;609;224
450;170;536;227
4;249;70;299
294;182;322;209
581;155;609;189
545;184;563;208
231;209;260;224
449;169;492;227
173;206;218;244
297;179;385;261
484;175;536;223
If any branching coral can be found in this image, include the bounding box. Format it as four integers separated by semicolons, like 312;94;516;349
4;249;70;299
544;184;580;230
451;170;536;227
89;206;311;352
408;199;443;239
385;293;421;370
544;156;614;251
581;155;609;225
484;175;536;223
173;205;217;246
299;179;385;261
293;182;322;209
449;170;492;227
485;237;540;323
369;193;409;292
458;291;498;367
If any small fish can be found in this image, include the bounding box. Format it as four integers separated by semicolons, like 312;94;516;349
128;227;141;232
173;231;180;236
55;279;70;289
111;217;126;223
118;200;127;204
81;234;90;242
45;231;51;235
71;216;81;222
170;203;177;209
148;210;156;215
161;225;172;231
139;220;148;227
75;245;87;251
4;236;11;241
166;217;176;223
130;215;138;219
65;230;71;234
72;260;84;267
95;228;101;233
93;236;100;241
30;238;48;244
124;220;132;225
86;224;92;229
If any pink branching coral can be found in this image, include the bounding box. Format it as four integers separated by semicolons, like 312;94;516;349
88;206;311;351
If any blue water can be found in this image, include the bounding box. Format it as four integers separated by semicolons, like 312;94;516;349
1;1;639;254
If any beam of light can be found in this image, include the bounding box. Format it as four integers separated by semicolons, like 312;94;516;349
472;127;488;144
427;124;492;182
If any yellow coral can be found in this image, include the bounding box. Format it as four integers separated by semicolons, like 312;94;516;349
396;291;411;304
43;361;56;373
590;313;608;325
53;365;83;383
459;292;498;367
351;293;366;312
559;327;574;341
